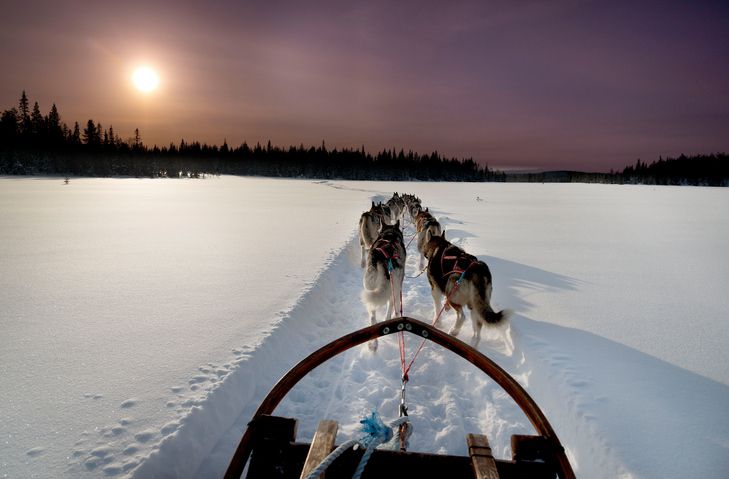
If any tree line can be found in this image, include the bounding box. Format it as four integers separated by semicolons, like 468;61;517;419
0;91;494;181
502;154;729;186
1;91;726;185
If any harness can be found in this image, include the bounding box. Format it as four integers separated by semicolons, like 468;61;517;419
374;239;401;274
439;245;479;304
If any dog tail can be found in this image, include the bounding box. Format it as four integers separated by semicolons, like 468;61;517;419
473;268;510;325
483;308;509;324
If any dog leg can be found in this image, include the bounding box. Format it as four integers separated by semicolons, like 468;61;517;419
470;315;482;348
369;309;378;351
390;283;403;319
449;306;466;336
360;243;366;268
385;297;394;320
431;289;444;326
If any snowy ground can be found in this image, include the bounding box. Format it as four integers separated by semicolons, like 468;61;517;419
1;177;728;478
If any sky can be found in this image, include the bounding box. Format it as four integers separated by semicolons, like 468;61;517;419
1;0;728;171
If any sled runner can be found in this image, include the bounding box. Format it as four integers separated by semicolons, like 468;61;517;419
225;317;575;479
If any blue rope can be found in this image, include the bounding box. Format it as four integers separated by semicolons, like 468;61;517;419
304;439;358;479
304;412;409;479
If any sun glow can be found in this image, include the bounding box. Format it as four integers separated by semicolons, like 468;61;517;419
132;66;159;93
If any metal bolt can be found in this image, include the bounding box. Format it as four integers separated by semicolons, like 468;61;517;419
422;330;429;338
383;327;390;334
397;323;404;331
405;324;412;331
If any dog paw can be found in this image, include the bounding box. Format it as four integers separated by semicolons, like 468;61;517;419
448;327;461;336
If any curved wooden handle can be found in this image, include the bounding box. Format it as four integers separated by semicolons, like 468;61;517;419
225;317;574;479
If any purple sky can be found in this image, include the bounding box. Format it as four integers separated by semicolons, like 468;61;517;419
2;0;728;171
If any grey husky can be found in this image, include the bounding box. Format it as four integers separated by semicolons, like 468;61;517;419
386;192;406;223
422;230;508;347
361;221;406;350
359;207;382;268
415;208;442;270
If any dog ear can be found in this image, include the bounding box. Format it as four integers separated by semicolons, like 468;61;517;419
442;229;446;240
394;220;400;230
425;207;429;212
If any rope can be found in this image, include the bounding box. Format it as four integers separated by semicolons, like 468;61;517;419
406;265;427;279
401;272;468;379
304;413;409;479
404;232;417;249
304;439;358;479
387;263;403;318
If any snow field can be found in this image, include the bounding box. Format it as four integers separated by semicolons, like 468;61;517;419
2;178;728;479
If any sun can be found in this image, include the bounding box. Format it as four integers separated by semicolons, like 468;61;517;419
132;66;159;93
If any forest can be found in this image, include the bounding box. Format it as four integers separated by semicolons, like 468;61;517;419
1;91;726;185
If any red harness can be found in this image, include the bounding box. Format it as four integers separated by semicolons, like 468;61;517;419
440;245;478;281
374;240;401;271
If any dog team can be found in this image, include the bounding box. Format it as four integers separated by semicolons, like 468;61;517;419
359;192;507;350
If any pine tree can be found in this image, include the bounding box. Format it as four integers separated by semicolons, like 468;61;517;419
30;101;44;138
0;108;20;144
18;91;30;134
83;119;98;145
46;103;62;144
71;122;81;145
108;125;116;148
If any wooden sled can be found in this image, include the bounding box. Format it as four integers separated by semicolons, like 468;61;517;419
225;317;575;479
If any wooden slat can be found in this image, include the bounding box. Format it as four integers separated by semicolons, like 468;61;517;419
300;419;338;479
467;433;500;479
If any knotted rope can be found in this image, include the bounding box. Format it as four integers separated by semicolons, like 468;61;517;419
304;411;410;479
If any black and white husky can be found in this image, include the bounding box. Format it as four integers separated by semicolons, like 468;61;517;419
422;230;508;347
361;221;406;350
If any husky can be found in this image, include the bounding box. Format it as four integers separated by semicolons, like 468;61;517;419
414;207;434;232
359;209;382;268
361;220;406;351
416;213;442;270
370;201;392;226
406;197;422;222
386;193;405;223
422;230;508;347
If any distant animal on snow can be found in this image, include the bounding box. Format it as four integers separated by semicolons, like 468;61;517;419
422;230;508;347
361;220;406;351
